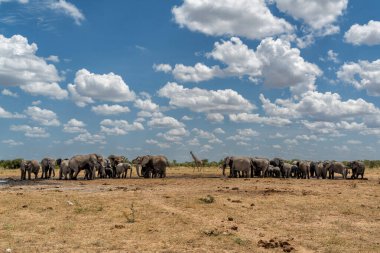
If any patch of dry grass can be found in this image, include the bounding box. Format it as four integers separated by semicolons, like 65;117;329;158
0;167;379;252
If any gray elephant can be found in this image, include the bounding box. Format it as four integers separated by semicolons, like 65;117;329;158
132;155;169;178
108;155;125;178
310;161;317;178
98;159;110;178
267;165;281;177
315;162;327;179
324;161;348;179
115;163;133;178
290;164;299;178
220;156;251;178
57;158;69;180
250;157;270;177
270;157;283;167
69;154;104;180
20;160;40;180
347;160;365;179
297;161;310;179
280;162;292;178
41;158;56;179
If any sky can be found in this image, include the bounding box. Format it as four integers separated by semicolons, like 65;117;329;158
0;0;379;162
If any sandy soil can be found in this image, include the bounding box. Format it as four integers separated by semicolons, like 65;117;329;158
0;167;379;253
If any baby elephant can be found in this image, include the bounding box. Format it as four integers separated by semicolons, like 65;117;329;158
115;163;133;178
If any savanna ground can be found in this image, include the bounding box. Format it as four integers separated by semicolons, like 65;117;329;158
0;167;379;253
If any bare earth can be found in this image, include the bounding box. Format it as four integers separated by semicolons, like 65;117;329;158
0;167;379;253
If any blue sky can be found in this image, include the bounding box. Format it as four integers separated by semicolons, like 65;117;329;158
0;0;379;162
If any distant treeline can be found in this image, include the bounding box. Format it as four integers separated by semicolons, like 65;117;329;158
1;158;380;170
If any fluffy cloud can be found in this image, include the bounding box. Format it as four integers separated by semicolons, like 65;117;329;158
146;139;170;149
213;128;225;134
260;91;380;121
0;0;28;4
66;132;106;145
158;82;255;116
0;34;67;99
172;63;222;83
1;89;18;97
206;113;224;122
172;0;293;40
91;104;130;115
227;128;259;143
158;38;321;96
192;128;222;144
134;98;159;112
49;0;85;25
100;119;144;135
337;59;380;96
344;20;380;46
63;118;87;133
2;139;23;146
147;116;185;129
68;69;136;107
0;106;24;118
153;64;172;73
256;38;322;95
157;127;189;142
10;124;49;138
229;113;291;127
274;0;347;32
24;106;60;126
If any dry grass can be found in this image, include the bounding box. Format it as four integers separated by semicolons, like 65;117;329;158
0;167;379;252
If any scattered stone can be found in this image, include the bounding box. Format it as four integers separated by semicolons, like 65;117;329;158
231;200;242;203
231;187;239;190
114;224;125;229
16;193;23;195
251;203;255;206
22;205;28;208
46;207;53;210
202;229;220;236
67;201;74;206
5;249;12;253
230;226;238;231
228;217;234;221
257;238;294;252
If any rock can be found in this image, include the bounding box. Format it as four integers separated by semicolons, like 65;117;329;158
67;201;74;206
114;224;125;229
227;217;234;221
230;226;238;231
22;205;28;208
231;187;239;190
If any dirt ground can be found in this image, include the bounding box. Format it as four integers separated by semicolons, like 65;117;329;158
0;167;379;253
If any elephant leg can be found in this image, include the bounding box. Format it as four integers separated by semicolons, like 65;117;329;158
27;170;31;180
72;170;79;180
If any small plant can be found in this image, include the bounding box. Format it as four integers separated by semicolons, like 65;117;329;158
199;195;215;204
123;203;135;223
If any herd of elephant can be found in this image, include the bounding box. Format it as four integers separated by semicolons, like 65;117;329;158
19;154;169;180
220;156;366;180
19;153;365;181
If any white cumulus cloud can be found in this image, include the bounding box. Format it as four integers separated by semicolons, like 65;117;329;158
68;69;136;107
344;20;380;46
91;104;130;115
24;106;60;126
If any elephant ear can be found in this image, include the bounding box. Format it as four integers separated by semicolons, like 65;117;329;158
141;156;150;166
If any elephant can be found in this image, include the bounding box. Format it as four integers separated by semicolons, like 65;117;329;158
290;165;299;178
270;157;283;167
315;162;327;179
310;161;317;178
108;155;125;178
347;160;365;179
279;162;292;178
69;154;104;180
57;158;70;180
297;161;310;179
220;156;251;178
20;160;40;180
115;163;133;178
40;158;56;179
98;159;110;178
250;157;270;177
324;161;348;179
132;155;169;178
267;165;281;177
